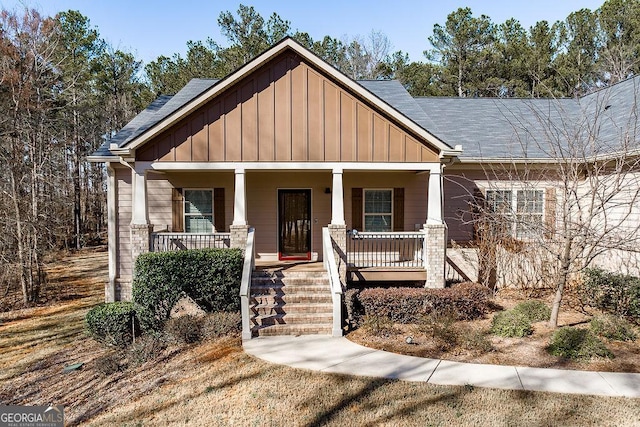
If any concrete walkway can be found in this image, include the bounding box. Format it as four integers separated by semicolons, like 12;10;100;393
243;335;640;398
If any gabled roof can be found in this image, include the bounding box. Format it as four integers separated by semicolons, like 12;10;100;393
93;37;459;161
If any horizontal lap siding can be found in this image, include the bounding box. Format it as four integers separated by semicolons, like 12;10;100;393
116;168;132;279
165;172;235;232
246;172;332;257
147;176;173;232
344;172;428;232
136;52;439;164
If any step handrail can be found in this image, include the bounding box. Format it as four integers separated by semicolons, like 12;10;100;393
240;228;255;340
322;227;343;337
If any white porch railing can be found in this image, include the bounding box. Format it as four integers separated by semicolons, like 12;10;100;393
322;227;344;337
240;228;255;340
346;231;425;268
150;232;231;251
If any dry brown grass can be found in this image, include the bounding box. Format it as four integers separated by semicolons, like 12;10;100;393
1;251;639;426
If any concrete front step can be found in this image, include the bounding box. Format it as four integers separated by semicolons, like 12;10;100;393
251;323;333;336
251;302;333;315
252;312;333;326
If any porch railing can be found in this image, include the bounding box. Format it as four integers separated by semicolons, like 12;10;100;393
346;231;425;268
322;227;344;337
150;232;231;252
240;228;255;340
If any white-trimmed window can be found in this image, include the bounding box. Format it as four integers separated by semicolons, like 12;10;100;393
364;189;393;232
485;189;544;239
184;189;214;233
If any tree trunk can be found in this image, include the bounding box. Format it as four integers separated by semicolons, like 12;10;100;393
549;238;573;327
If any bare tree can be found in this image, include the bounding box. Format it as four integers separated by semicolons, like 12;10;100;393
455;81;640;327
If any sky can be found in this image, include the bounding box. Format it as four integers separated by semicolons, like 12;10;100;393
1;0;605;65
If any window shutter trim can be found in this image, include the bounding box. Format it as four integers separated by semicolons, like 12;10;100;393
172;188;184;232
393;188;404;231
214;188;225;232
352;188;363;231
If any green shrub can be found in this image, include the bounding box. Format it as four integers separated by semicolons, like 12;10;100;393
357;282;492;324
490;310;533;338
201;311;242;339
579;269;640;322
165;315;204;344
589;315;637;342
132;248;243;331
85;302;139;347
512;300;551;323
548;327;613;360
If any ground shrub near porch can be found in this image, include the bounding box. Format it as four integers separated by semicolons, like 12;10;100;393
85;301;139;347
356;282;492;324
579;268;640;322
132;248;243;331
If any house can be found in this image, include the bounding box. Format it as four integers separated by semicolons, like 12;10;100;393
89;37;640;338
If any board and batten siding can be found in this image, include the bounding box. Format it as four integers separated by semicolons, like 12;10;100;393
136;52;439;164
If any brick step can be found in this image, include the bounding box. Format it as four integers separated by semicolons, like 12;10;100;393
251;312;333;327
251;302;333;315
252;270;328;279
250;284;330;294
250;293;333;305
251;323;333;337
251;277;330;286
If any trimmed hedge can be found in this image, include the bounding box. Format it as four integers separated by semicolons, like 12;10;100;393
579;269;640;322
132;248;243;331
357;282;492;323
86;302;139;347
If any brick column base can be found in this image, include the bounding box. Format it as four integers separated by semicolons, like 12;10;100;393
131;223;153;262
328;224;347;284
425;224;447;288
230;224;250;249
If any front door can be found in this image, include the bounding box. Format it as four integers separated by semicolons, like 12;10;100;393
278;189;311;260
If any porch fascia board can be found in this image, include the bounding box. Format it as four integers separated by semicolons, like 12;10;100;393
149;161;444;172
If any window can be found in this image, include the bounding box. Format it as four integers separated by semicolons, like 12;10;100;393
364;189;392;232
184;190;213;233
485;189;544;239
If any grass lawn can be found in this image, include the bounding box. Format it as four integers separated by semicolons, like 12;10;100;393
1;250;639;426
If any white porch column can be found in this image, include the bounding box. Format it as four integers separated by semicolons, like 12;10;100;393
233;168;247;226
131;162;150;225
231;168;249;249
331;168;345;225
424;162;447;289
426;163;444;225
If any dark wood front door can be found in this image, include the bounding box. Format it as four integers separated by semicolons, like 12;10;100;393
278;189;311;260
